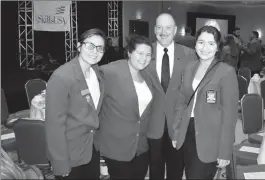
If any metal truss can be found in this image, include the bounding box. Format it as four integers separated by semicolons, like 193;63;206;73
18;1;34;69
18;1;78;69
65;1;78;62
108;1;119;37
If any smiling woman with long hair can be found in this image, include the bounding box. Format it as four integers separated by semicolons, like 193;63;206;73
172;25;239;179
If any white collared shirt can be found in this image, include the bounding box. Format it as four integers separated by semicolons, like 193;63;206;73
156;42;175;82
85;67;100;109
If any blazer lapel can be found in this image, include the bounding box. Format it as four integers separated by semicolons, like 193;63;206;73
167;43;182;90
148;42;165;94
196;59;220;94
119;61;140;118
184;61;198;98
73;58;96;109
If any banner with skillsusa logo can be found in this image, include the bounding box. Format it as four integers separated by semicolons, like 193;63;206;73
33;1;71;32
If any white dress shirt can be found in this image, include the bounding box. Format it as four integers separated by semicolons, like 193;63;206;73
156;42;175;82
85;67;100;109
133;80;152;117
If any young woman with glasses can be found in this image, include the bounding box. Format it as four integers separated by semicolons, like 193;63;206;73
45;28;106;179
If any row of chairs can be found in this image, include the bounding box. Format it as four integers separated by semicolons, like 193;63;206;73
1;79;46;126
228;93;264;179
237;74;265;103
1;79;47;171
7;94;264;179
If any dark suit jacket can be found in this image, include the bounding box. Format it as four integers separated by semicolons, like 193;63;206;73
146;42;196;140
173;59;239;163
240;39;262;71
97;60;153;161
45;57;104;175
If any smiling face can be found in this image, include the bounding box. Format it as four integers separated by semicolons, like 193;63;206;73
195;32;218;62
154;14;177;48
128;44;152;71
77;35;105;66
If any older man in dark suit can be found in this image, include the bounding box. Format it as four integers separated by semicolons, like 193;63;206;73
146;13;196;180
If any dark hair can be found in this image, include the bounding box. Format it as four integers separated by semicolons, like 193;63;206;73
252;31;259;38
185;27;192;34
124;34;153;59
195;25;223;59
233;27;240;32
79;28;107;46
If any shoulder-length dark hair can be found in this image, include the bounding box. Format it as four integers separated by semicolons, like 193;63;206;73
195;25;223;59
124;34;153;59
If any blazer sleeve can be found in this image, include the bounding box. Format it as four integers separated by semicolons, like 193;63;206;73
45;74;70;176
172;72;188;141
218;67;239;160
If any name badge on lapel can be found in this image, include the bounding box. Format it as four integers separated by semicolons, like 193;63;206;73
206;90;216;104
81;89;91;103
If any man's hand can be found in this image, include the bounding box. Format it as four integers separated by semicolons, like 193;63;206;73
217;159;230;168
172;141;177;148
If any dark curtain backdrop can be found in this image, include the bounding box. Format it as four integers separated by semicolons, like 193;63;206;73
1;1;109;113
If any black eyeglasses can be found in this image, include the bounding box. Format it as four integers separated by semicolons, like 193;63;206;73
82;42;105;53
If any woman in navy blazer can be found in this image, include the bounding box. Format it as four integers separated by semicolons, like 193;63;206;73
97;35;153;180
45;28;106;179
172;26;239;179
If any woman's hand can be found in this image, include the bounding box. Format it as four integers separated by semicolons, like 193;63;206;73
217;158;230;168
172;141;177;148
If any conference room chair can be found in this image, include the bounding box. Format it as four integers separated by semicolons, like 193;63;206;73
260;79;265;107
247;80;265;144
1;88;28;158
238;67;251;86
12;118;51;174
241;94;263;135
25;79;47;107
237;75;248;102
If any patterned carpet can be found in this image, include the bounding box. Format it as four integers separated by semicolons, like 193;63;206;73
7;150;227;180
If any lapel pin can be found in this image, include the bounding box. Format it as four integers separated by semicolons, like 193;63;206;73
85;95;91;103
81;89;90;96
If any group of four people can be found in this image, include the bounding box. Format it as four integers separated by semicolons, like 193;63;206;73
45;13;239;180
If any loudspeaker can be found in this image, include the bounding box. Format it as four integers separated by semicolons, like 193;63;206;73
129;20;149;37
